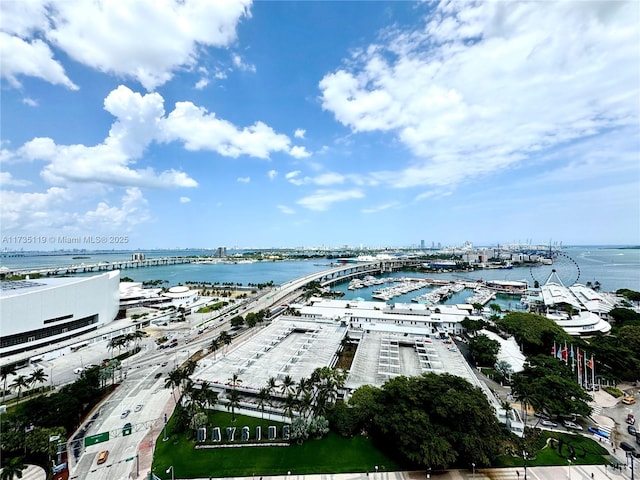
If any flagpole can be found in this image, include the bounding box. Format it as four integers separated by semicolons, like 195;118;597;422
571;345;575;372
591;354;595;388
583;351;588;389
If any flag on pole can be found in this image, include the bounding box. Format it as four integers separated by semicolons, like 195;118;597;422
551;343;556;356
570;344;575;371
587;355;594;370
577;348;583;386
561;342;568;362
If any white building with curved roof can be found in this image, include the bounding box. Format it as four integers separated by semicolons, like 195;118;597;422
534;282;613;335
0;271;120;358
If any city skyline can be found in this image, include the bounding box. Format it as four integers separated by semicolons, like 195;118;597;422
1;1;639;250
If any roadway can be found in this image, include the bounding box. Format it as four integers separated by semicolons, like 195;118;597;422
62;266;340;480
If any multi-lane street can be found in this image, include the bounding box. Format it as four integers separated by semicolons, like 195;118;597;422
61;271;325;480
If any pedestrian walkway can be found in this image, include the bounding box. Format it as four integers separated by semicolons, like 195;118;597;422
160;465;633;480
134;392;177;479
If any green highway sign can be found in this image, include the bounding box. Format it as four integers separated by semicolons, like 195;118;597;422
126;457;134;462
84;431;109;447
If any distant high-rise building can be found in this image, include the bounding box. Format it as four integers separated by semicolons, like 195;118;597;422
215;246;227;257
420;240;425;249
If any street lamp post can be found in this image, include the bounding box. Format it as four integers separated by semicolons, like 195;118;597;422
628;451;635;480
522;450;528;480
166;465;174;480
472;463;476;478
163;413;168;442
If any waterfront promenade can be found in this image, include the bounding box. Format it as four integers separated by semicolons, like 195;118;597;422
139;464;629;480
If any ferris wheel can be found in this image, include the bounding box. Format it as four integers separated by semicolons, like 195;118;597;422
530;251;581;287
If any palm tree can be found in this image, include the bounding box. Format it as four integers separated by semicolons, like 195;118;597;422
226;388;241;422
209;337;220;360
310;367;345;417
9;375;29;403
107;336;126;358
183;360;198;378
280;375;295;396
28;368;48;393
0;455;27;480
266;376;278;396
127;330;145;351
1;364;16;403
229;372;242;390
218;331;232;354
283;393;297;420
165;368;183;403
298;390;314;420
257;387;270;420
199;382;218;411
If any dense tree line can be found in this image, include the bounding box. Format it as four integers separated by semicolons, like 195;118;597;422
493;310;640;381
328;373;506;470
0;368;110;476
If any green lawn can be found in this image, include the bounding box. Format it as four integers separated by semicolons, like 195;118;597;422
495;432;610;468
152;411;400;479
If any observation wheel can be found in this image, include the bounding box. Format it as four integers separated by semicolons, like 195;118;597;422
530;251;580;287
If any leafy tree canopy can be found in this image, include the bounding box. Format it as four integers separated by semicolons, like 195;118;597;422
616;289;640;303
468;334;500;367
609;307;640;327
347;373;504;469
495;312;570;355
460;317;487;334
511;355;592;418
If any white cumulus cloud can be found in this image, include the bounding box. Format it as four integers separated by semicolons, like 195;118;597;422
296;189;364;211
0;32;78;90
162;101;300;159
319;1;640;189
1;0;252;91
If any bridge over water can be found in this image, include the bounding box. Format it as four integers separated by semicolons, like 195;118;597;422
0;256;424;283
0;256;196;277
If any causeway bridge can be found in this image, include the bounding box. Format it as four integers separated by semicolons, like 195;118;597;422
1;256;424;282
317;258;424;286
1;256;196;277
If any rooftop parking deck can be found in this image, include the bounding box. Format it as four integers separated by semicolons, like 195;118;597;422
194;317;348;393
345;329;481;391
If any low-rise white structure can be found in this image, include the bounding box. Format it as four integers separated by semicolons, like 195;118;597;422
295;298;478;336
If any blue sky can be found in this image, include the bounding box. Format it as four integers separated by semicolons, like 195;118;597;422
1;0;639;250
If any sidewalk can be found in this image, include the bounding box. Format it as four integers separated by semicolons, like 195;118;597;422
154;465;632;480
134;391;177;479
